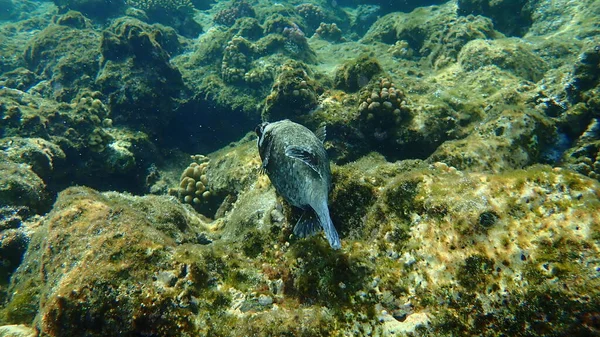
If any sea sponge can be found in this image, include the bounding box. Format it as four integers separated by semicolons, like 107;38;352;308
178;155;212;209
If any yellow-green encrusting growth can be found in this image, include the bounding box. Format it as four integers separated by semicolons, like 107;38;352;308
178;155;212;208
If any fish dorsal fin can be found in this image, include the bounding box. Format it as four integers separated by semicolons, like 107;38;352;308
315;125;326;143
285;145;322;179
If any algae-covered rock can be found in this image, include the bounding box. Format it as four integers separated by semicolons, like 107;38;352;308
0;324;36;337
457;0;532;36
561;118;600;180
0;155;49;213
126;0;202;37
430;109;555;172
0;137;66;181
262;60;323;122
0;88;159;194
23;20;101;102
96;17;184;134
459;38;548;82
0;68;38;92
363;3;499;68
334;54;383;92
52;0;124;19
2;140;600;336
1;187;212;334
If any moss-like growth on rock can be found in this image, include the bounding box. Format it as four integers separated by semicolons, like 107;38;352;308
334;54;383;92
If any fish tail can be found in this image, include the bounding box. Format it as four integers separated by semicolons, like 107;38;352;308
313;203;341;250
293;210;320;238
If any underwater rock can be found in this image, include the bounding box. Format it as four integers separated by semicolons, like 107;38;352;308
0;137;66;181
262;60;322;122
126;0;201;37
352;4;381;37
430;108;555;172
526;0;599;38
96;17;185;134
566;42;600;99
314;23;343;43
0;88;158;194
0;68;38;92
214;0;255;27
0;324;36;337
1;187;212;335
561;118;600;180
54;10;92;29
334;54;383;92
457;0;532;36
363;4;499;68
459;38;548;82
0;228;29;286
52;0;125;19
0;154;49;213
23;20;101;102
1;138;599;336
0;13;53;75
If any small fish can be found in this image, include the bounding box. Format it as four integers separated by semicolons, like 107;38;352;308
255;119;341;249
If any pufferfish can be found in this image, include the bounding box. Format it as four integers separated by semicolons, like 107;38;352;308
255;119;341;250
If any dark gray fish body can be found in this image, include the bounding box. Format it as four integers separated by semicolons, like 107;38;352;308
256;119;341;249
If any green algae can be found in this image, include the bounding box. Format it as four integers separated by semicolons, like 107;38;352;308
333;54;383;92
457;255;495;291
284;239;371;308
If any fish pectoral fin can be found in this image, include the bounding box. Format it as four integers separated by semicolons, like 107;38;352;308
260;142;272;172
293;210;320;238
285;145;322;178
315;125;326;143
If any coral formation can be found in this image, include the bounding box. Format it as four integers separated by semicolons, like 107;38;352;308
314;23;343;42
358;77;411;144
221;36;254;84
1;0;600;335
295;3;325;32
127;0;194;14
334;54;383;92
177;155;214;214
96;18;185;131
262;61;322;122
214;0;255;27
126;0;201;36
457;0;532;36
